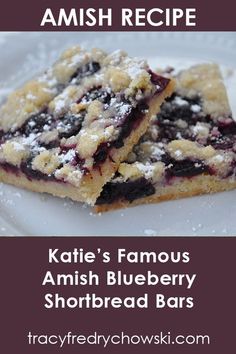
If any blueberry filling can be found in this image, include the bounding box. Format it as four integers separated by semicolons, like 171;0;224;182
148;71;171;95
0;162;19;176
205;118;236;150
156;94;208;142
70;153;89;175
39;140;60;149
218;119;236;136
46;62;100;95
0;132;12;146
1;158;58;182
209;136;235;150
96;177;155;205
79;87;114;105
70;61;101;83
156;94;236;153
166;159;208;178
160;153;208;178
57;61;100;92
93;142;110;165
58;112;86;139
93;100;148;166
0;110;55;143
0;130;5;143
0;108;86;146
20;111;55;136
20;157;56;182
114;101;149;148
159;94;205;122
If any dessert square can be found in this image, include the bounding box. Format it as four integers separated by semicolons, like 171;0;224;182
96;64;236;211
0;46;174;204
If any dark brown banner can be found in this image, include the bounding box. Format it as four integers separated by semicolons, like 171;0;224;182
0;0;236;31
0;237;235;353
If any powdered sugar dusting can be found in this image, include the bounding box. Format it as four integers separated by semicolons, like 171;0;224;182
60;149;75;164
12;142;25;151
136;162;156;179
173;96;188;106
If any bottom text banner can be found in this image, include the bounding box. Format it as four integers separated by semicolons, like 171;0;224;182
0;237;235;353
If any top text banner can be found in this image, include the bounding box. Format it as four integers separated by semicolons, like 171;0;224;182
0;0;235;31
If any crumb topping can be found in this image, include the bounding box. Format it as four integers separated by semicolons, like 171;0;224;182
176;64;231;118
32;150;61;175
167;140;216;160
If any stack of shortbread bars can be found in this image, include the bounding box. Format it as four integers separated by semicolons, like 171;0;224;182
0;46;235;212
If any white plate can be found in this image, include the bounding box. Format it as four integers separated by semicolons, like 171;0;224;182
0;32;236;236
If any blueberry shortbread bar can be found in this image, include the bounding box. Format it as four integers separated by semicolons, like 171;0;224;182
0;47;174;204
96;64;236;211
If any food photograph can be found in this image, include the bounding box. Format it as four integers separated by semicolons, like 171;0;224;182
0;32;235;236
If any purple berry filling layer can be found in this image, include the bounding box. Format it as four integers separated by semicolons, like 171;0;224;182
70;62;101;84
162;154;208;178
96;156;209;205
96;177;155;205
